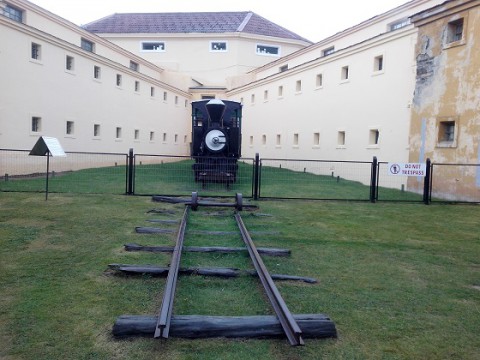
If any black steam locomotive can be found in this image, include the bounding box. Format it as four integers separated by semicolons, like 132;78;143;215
191;99;242;185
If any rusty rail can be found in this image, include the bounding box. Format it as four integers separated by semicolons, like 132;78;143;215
234;212;304;346
154;205;189;338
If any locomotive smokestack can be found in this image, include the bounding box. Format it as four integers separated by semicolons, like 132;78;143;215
205;99;226;124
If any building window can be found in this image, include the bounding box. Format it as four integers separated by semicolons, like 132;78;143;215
316;74;323;88
66;55;74;71
278;86;284;97
94;124;100;137
438;120;456;144
142;42;165;51
94;66;101;79
81;38;94;52
210;41;227;52
66;121;74;135
249;136;254;146
163;133;167;142
296;80;302;93
150;131;155;141
279;65;288;72
174;134;178;143
389;18;410;31
369;129;380;145
31;43;41;60
276;134;281;146
264;90;269;101
338;131;346;146
116;74;122;87
262;135;266;145
175;96;179;105
293;133;299;146
341;66;349;81
251;94;255;104
322;46;335;57
135;81;140;92
4;4;23;22
256;44;279;56
447;18;464;43
130;61;139;71
150;87;155;97
31;117;41;132
134;129;140;140
374;55;384;72
116;127;122;139
313;132;320;146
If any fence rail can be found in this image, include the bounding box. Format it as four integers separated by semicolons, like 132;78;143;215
1;149;479;203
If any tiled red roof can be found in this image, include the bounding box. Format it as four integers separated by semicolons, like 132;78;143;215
83;12;312;43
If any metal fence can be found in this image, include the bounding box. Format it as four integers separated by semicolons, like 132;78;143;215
1;148;479;203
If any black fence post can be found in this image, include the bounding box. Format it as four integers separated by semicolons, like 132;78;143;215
253;153;260;200
370;156;378;203
127;148;134;195
423;158;431;205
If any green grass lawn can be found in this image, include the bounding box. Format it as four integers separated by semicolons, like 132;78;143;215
1;191;479;359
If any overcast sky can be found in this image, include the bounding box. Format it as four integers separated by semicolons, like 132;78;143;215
29;0;410;43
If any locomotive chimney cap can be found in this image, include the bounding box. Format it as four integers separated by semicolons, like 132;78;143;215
205;99;226;124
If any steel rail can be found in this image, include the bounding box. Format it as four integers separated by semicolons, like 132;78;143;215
234;212;304;346
154;205;189;338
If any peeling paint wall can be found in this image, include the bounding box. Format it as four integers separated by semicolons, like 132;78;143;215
409;0;480;201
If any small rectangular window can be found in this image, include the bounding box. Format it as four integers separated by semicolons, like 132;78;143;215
338;131;346;146
341;66;349;80
438;120;456;143
293;133;299;146
251;94;255;104
279;65;288;72
249;136;254;146
374;55;384;72
276;134;281;146
134;129;140;140
296;80;302;93
262;135;266;145
369;129;380;145
316;74;323;88
130;61;139;71
116;74;122;87
66;121;74;135
264;90;269;101
389;18;410;31
81;38;94;52
322;46;335;56
313;132;320;146
278;86;284;97
94;66;101;79
31;117;41;132
447;18;464;43
135;81;140;92
163;91;168;101
31;43;41;60
210;41;227;52
142;42;165;51
94;124;101;137
256;44;279;56
150;131;155;141
174;134;178;143
116;127;122;139
66;55;74;71
4;5;23;22
163;133;167;142
151;87;155;97
184;135;188;143
175;96;179;105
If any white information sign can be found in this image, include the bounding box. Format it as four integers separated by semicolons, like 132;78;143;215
29;136;66;157
387;163;426;177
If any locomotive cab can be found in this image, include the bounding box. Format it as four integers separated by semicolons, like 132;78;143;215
191;99;242;186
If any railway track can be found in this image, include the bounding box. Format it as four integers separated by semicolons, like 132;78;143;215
111;193;336;345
